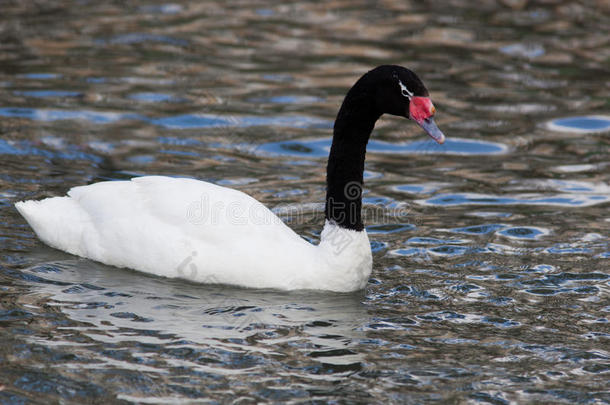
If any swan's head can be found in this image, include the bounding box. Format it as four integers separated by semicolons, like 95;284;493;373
369;65;445;144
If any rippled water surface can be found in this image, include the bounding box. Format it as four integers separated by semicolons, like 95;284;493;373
1;1;609;403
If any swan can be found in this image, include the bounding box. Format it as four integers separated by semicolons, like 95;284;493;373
15;65;445;292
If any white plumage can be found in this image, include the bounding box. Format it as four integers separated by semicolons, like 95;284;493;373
16;176;372;292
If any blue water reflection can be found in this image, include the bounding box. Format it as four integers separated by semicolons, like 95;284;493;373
406;237;468;245
259;137;508;157
0;107;329;130
14;90;82;98
150;114;330;129
17;73;60;79
0;107;137;124
366;223;416;235
140;3;183;14
0;138;101;162
547;116;610;133
392;183;448;195
128;92;182;103
498;227;549;240
418;193;609;207
451;224;506;235
97;33;189;46
249;95;324;104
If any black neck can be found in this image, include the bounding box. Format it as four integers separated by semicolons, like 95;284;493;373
325;85;381;231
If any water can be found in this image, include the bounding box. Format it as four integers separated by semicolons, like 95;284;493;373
1;1;609;403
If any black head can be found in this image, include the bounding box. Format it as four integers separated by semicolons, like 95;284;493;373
355;65;445;144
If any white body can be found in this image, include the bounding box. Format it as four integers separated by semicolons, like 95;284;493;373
15;176;372;292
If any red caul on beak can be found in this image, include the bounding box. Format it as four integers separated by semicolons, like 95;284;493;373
409;97;445;144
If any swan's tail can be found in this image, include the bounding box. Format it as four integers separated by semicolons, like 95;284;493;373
15;197;92;256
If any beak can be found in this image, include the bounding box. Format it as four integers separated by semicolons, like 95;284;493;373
415;117;445;144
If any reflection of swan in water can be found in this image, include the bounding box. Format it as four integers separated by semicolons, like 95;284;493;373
23;258;371;372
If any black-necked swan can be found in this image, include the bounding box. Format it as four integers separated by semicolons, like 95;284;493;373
15;65;445;292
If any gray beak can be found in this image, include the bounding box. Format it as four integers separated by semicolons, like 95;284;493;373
416;117;446;144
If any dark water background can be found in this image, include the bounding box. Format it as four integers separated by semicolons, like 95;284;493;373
1;0;609;403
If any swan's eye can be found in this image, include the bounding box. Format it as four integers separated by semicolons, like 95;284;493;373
398;79;413;99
